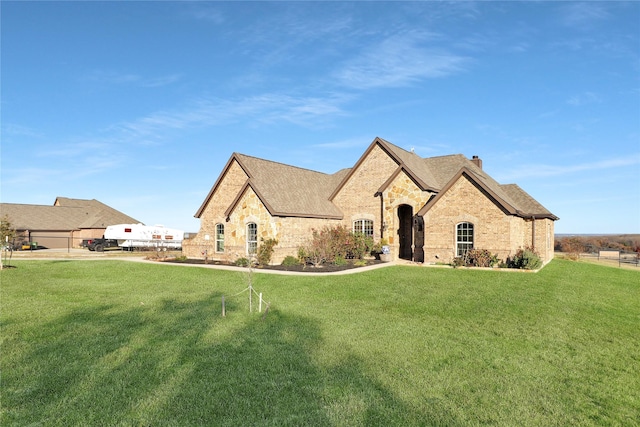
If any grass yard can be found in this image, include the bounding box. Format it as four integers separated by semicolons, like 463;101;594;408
1;259;638;426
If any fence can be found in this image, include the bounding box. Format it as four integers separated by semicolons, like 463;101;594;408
578;250;639;268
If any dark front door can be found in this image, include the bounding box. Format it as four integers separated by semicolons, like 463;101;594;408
398;205;413;260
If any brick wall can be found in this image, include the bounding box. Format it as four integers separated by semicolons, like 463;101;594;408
422;174;517;264
332;144;398;240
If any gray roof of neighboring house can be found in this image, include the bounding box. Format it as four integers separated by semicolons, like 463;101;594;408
198;137;557;221
0;198;141;231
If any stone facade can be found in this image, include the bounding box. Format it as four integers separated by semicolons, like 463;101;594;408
380;170;434;257
184;138;557;266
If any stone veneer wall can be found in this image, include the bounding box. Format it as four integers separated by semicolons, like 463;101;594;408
183;165;342;264
182;160;248;259
381;171;433;260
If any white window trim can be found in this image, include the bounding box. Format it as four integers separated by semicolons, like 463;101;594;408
246;222;258;255
456;222;474;257
215;223;224;253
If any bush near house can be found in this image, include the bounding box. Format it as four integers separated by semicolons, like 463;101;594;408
507;247;543;270
257;238;278;266
453;247;542;270
298;225;374;267
453;249;500;268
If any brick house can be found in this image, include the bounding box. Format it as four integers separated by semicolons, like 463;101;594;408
183;137;558;265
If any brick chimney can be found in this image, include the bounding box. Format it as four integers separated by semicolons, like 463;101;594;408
471;155;482;169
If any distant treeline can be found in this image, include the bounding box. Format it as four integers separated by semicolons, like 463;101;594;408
555;234;640;254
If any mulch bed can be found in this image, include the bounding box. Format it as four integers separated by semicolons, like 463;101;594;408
162;258;384;273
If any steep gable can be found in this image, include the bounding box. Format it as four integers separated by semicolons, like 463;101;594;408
330;137;439;200
417;167;557;220
197;153;346;220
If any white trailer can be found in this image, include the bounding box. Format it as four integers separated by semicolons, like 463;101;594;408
104;224;184;250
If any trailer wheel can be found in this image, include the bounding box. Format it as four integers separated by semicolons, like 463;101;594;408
95;244;104;252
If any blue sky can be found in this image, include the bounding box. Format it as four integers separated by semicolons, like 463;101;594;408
2;1;639;234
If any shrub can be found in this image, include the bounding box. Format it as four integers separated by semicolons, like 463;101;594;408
234;257;251;267
452;249;499;268
298;231;329;267
334;255;347;266
281;255;300;266
347;232;374;260
452;257;465;268
298;225;374;266
466;249;500;267
257;238;278;266
508;247;542;270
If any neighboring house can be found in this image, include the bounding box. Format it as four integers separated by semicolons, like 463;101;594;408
0;197;141;249
184;137;558;265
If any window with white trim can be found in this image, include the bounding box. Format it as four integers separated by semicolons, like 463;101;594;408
353;219;374;238
456;222;474;257
247;222;258;255
215;223;224;252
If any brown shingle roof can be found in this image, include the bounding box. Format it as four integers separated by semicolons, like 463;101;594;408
232;154;347;219
500;184;558;219
200;137;557;221
0;198;141;231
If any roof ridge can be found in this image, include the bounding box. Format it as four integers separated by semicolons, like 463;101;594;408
235;152;343;176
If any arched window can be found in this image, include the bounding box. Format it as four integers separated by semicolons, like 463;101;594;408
353;219;374;238
247;223;258;255
456;222;474;256
215;223;224;252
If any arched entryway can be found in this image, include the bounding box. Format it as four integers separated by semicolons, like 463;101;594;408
397;204;413;260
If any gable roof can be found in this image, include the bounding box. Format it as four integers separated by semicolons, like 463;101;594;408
417;168;558;220
197;137;557;222
196;153;348;220
329;137;440;200
0;198;141;231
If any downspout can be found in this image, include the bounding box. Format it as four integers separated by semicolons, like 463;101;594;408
531;216;536;251
376;192;385;240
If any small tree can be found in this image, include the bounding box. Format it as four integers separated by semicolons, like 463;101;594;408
256;238;278;266
1;215;17;269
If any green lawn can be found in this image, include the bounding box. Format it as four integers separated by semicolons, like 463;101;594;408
1;260;638;426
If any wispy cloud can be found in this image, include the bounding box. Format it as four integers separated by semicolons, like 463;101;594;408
186;4;225;24
498;156;640;181
312;137;369;149
115;93;350;140
560;3;610;28
86;70;180;88
1;123;44;138
567;91;601;106
334;31;468;90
